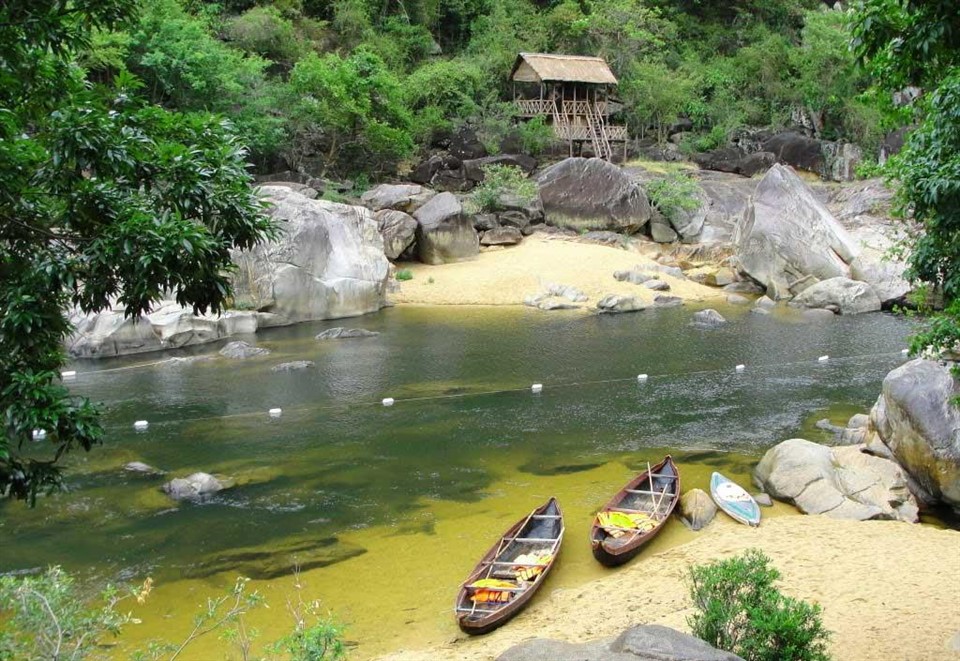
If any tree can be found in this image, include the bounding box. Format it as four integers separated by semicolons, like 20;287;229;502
0;0;275;502
850;0;960;357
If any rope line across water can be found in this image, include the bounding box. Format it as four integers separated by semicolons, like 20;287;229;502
94;349;909;434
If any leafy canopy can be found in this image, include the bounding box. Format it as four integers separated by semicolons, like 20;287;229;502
850;0;960;356
0;0;275;502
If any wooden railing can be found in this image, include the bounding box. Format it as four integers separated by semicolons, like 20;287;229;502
515;99;556;117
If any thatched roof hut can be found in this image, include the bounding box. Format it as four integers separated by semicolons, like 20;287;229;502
509;53;618;86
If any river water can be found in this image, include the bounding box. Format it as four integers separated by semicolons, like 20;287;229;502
0;304;914;658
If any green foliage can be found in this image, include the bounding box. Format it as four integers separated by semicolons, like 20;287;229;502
517;116;555;156
688;550;831;661
469;164;537;213
285;48;413;176
226;6;305;64
0;0;275;501
620;60;694;142
851;0;960;359
647;171;701;223
395;269;414;281
0;567;151;660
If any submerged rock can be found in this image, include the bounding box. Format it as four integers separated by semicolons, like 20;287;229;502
680;488;717;531
654;295;683;308
163;472;227;501
691;309;727;328
124;461;164;476
271;361;315;372
219;341;270;359
183;535;367;580
316;327;380;340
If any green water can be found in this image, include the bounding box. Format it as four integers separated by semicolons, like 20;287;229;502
0;305;915;658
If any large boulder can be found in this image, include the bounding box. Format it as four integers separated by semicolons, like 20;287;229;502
360;183;435;213
413;192;479;264
869;359;960;510
736;165;859;299
754;438;918;522
232;186;389;323
497;625;744;661
375;209;418;260
789;277;882;315
537;158;652;234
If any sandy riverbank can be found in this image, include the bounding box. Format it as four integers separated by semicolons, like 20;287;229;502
390;235;725;307
375;515;960;661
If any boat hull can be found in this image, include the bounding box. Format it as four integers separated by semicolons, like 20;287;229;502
710;472;761;526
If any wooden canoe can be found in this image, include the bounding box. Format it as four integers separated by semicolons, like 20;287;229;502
590;455;680;567
710;472;761;526
454;497;564;635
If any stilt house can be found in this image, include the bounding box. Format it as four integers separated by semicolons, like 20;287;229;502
510;52;627;161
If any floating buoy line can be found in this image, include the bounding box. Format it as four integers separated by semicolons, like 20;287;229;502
79;349;910;436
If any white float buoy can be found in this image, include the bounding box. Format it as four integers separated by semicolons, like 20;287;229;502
531;383;543;394
382;397;395;407
901;348;909;355
268;408;282;418
32;429;47;441
637;374;649;382
735;364;746;372
133;420;149;431
61;370;77;380
818;355;829;362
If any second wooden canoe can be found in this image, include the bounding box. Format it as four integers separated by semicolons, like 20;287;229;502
454;497;564;635
590;455;680;567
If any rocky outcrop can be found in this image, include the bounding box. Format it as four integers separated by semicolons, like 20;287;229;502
413;192;479;264
524;283;589;311
497;625;744;661
736;165;859;299
789;277;882;315
375;210;418;260
538;158;652;234
680;488;717;531
869;359;960;510
163;472;227;501
232;186;389;323
67;304;264;358
754;438;918;522
410;153;535;192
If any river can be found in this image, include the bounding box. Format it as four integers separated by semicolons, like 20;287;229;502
0;304;914;658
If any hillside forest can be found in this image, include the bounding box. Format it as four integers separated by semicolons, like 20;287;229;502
76;0;907;180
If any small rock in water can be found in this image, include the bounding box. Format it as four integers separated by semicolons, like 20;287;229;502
726;294;750;305
691;309;727;328
162;472;227;501
124;461;164;475
219;341;270;359
596;295;646;314
753;492;774;507
315;327;380;340
654;295;683;308
271;361;316;372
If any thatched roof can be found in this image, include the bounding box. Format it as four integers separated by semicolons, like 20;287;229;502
510;53;618;85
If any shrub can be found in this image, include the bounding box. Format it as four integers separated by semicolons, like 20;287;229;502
647;171;701;224
468;164;538;213
395;269;413;281
517;116;556;156
226;6;304;65
688;549;831;661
